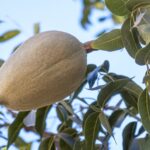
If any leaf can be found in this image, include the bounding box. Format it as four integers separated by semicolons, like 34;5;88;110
39;135;55;150
121;18;140;58
138;88;150;134
99;60;109;73
121;81;143;109
83;111;100;150
91;29;124;51
60;101;74;115
58;133;75;149
58;127;77;150
123;81;143;98
20;143;32;150
121;91;138;110
14;137;26;148
86;64;97;76
135;126;145;137
7;111;30;148
0;30;20;42
109;109;126;128
56;104;68;122
138;136;150;150
87;66;99;88
73;139;82;150
122;122;137;150
0;59;4;67
135;43;150;65
105;0;129;16
34;23;40;34
97;79;130;107
126;0;150;11
133;11;146;28
12;43;22;53
71;80;87;100
99;111;112;136
35;105;52;137
137;24;150;44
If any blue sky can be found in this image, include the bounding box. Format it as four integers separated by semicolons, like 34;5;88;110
0;0;146;149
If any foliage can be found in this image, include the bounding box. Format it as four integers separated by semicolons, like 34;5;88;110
1;0;150;150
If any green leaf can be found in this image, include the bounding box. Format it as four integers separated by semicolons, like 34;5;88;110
138;88;150;134
121;91;138;110
20;143;32;150
121;18;140;58
138;136;150;150
135;43;150;65
126;0;150;11
0;30;20;42
12;43;22;53
83;111;100;150
60;101;74;115
86;64;97;76
0;59;4;67
122;122;137;150
34;23;40;34
35;105;52;137
71;80;87;100
7;111;30;148
105;0;129;16
109;109;126;128
39;135;55;150
99;60;110;73
91;29;124;51
97;79;130;107
121;81;143;109
56;104;68;122
137;24;150;44
73;139;82;150
99;111;112;136
14;137;27;148
123;81;143;98
58;133;75;150
135;126;145;137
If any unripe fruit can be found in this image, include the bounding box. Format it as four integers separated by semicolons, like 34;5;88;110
0;31;87;111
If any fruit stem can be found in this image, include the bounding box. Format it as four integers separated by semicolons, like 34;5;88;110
83;41;96;53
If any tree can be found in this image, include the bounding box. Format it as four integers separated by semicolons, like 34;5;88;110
0;0;150;149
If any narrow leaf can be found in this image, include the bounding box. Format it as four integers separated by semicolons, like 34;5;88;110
99;111;112;136
126;0;150;11
105;0;129;16
35;105;52;137
91;29;124;51
137;24;150;44
39;136;55;150
121;18;140;58
122;122;137;150
0;59;4;67
73;139;82;150
109;109;126;128
138;88;150;134
83;111;100;150
0;30;20;42
135;43;150;65
97;79;130;107
7;111;30;148
138;136;150;150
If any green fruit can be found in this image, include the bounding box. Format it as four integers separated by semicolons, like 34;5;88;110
0;31;87;111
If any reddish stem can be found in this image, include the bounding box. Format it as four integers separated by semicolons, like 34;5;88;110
83;40;96;53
